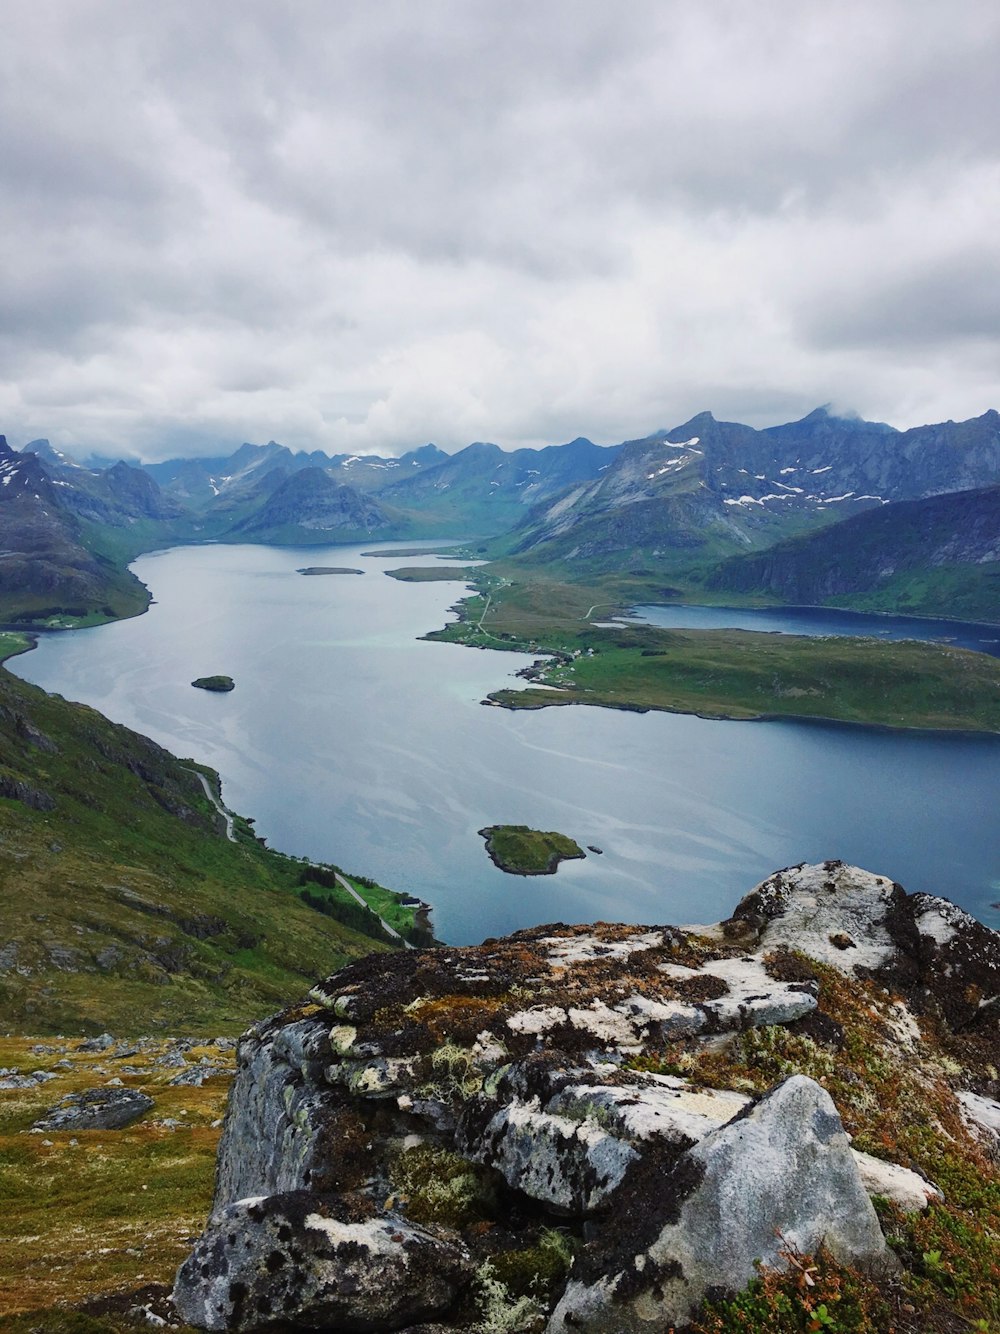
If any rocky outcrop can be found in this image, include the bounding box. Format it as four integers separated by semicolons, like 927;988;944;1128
174;863;1000;1332
548;1076;891;1334
173;1193;472;1332
32;1086;153;1131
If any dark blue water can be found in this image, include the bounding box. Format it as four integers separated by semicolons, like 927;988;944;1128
11;544;1000;942
630;603;1000;656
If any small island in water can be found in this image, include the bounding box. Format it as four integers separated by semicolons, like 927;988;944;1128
479;824;586;876
296;566;364;576
191;675;235;692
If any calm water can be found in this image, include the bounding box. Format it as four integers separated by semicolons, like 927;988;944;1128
631;603;1000;656
11;542;1000;942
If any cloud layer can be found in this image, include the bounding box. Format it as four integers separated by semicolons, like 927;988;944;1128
2;1;998;459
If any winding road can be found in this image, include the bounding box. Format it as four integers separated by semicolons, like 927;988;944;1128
331;871;412;947
187;768;236;841
186;766;413;947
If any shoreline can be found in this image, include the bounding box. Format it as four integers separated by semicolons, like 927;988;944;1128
483;686;1000;739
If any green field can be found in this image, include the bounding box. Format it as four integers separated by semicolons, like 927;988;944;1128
424;571;1000;733
0;633;32;663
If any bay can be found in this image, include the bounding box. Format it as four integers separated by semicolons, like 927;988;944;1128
630;603;1000;656
11;542;1000;943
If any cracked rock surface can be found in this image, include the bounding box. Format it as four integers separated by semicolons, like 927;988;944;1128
174;861;1000;1332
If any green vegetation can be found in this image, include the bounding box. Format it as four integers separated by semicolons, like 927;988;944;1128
390;1144;498;1227
0;633;32;664
479;824;586;875
690;1243;892;1332
493;626;1000;732
0;1033;231;1319
706;483;1000;625
835;561;1000;624
295;862;432;946
361;546;468;557
424;570;1000;733
190;675;234;692
385;564;481;582
0;664;403;1036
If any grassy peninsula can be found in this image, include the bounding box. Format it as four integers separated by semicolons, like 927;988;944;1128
418;569;1000;733
479;824;586;875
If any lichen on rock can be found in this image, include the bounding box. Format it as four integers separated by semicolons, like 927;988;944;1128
173;862;1000;1333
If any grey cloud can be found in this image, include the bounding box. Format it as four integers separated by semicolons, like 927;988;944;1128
801;250;1000;351
0;0;998;458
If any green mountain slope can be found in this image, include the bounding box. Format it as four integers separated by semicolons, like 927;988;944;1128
707;484;1000;621
0;444;151;626
0;653;398;1035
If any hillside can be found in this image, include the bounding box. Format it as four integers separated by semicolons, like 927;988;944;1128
0;440;151;625
707;484;1000;622
374;435;620;536
4;404;1000;628
0;646;409;1035
228;468;397;542
502;407;1000;582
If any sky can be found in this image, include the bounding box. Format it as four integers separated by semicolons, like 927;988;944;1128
1;1;998;462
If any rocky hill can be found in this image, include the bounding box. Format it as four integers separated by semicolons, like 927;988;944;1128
503;407;1000;577
0;438;151;623
171;861;1000;1334
144;441;450;510
374;436;621;537
229;468;396;541
707;484;1000;621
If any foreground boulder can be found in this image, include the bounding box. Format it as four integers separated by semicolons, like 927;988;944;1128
174;862;1000;1332
547;1076;891;1332
173;1192;472;1332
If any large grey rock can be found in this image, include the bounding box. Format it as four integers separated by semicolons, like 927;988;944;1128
730;862;902;972
213;1019;337;1209
32;1086;153;1131
547;1076;892;1333
462;1101;638;1214
172;1191;472;1332
958;1090;1000;1159
458;1059;751;1216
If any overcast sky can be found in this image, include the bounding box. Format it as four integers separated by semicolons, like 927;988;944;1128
1;1;998;461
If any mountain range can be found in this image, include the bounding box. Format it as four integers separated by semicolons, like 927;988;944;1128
3;404;999;625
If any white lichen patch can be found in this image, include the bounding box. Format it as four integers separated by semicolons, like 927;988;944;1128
507;1006;568;1036
913;895;976;947
850;1150;942;1212
568;1001;651;1047
550;1078;750;1148
326;1057;416;1097
658;955;818;1028
748;863;899;972
328;1025;358;1055
541;931;667;968
304;1213;406;1257
882;1000;922;1054
957;1089;1000;1152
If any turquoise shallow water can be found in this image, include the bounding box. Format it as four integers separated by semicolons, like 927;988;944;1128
12;542;1000;943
